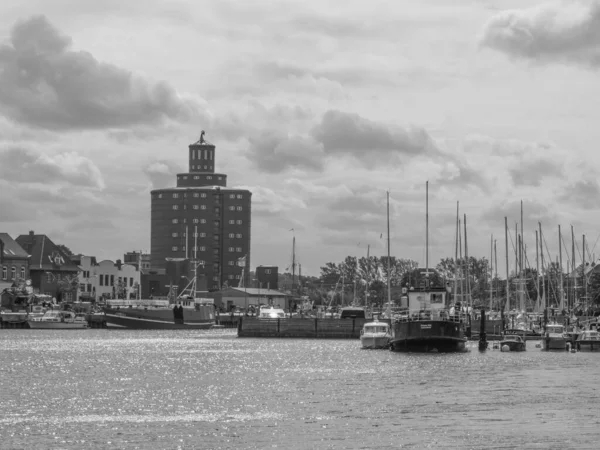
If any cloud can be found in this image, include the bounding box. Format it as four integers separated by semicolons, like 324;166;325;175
143;160;183;189
235;185;307;217
246;131;325;173
480;1;600;67
312;110;437;166
0;15;206;130
0;147;105;189
480;199;557;230
559;180;600;209
509;158;563;187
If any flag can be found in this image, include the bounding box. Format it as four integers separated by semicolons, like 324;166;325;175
237;255;246;267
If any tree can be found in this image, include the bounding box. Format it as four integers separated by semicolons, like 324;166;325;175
56;244;74;257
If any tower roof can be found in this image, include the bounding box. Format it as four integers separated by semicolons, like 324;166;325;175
190;130;213;146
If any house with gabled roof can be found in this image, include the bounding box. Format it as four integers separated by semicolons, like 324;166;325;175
0;232;30;292
15;231;79;301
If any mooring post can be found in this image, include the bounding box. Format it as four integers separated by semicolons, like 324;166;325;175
478;308;488;351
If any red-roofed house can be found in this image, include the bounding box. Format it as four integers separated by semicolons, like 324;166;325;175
15;231;79;301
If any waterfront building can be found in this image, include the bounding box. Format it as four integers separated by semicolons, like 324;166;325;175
0;233;30;290
150;134;252;291
214;287;290;311
124;251;151;270
15;231;79;301
255;265;278;290
77;255;140;301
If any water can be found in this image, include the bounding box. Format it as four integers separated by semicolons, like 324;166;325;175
1;330;599;449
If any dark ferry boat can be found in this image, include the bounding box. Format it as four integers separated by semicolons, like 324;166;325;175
389;181;468;353
389;284;468;352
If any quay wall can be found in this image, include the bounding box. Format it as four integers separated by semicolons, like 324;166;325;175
238;317;391;339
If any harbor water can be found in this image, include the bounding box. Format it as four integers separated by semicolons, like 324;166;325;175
1;330;599;449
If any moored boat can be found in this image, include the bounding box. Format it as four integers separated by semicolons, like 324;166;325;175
103;298;215;329
28;310;88;329
541;323;568;351
576;330;600;352
499;334;526;352
360;318;391;349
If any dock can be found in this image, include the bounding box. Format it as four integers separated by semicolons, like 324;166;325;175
238;317;390;339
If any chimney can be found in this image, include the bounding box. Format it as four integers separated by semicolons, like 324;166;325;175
29;230;34;236
116;259;122;270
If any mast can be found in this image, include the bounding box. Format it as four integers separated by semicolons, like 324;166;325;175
520;200;524;278
464;213;470;309
292;235;296;294
185;225;189;260
571;225;575;311
365;244;370;306
489;234;493;310
539;223;545;310
536;230;540;312
494;239;498;309
425;181;429;279
505;217;510;312
581;234;588;314
386;190;391;306
459;218;464;300
559;225;564;312
454;201;459;304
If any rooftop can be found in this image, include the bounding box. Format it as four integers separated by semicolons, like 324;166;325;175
0;233;29;259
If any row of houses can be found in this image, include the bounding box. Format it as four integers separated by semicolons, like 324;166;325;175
1;231;292;311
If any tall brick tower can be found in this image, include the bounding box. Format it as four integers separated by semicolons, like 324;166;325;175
150;132;252;291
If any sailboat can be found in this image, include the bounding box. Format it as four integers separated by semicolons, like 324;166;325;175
388;182;468;353
103;226;216;329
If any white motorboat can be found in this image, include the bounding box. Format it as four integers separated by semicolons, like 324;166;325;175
360;318;391;349
28;310;88;329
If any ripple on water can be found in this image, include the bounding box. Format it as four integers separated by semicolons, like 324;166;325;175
1;330;600;449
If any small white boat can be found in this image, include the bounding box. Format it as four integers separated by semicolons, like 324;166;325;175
28;310;88;329
360;318;391;349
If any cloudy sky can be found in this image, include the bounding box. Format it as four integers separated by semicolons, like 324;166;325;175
1;0;599;277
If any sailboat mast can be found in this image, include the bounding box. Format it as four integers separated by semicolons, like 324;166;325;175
464;214;470;309
520;200;524;277
386;190;391;305
494;239;498;308
425;181;429;278
489;234;493;310
454;201;459;304
185;225;189;260
571;225;575;311
559;225;564;312
365;244;370;306
581;234;588;314
505;217;510;311
459;218;464;300
292;236;296;293
539;222;545;310
536;230;540;312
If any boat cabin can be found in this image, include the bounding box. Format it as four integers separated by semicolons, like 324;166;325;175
406;287;447;316
546;324;565;334
339;307;366;319
362;323;390;334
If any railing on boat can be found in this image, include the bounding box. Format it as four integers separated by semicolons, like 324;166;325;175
392;310;468;323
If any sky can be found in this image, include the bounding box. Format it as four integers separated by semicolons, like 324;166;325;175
1;0;600;277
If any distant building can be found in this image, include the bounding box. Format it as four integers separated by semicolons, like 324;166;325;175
255;265;278;290
150;134;252;291
77;256;140;301
124;251;151;270
15;231;79;301
213;287;291;311
0;233;30;290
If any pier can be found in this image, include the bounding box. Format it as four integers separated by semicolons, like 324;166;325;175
238;317;391;339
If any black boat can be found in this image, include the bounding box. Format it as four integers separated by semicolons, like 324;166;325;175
388;182;468;353
389;286;468;352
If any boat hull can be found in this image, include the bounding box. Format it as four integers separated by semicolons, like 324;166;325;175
360;335;390;349
542;337;567;350
499;341;526;352
104;307;214;330
576;341;600;352
389;320;468;353
27;321;88;329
